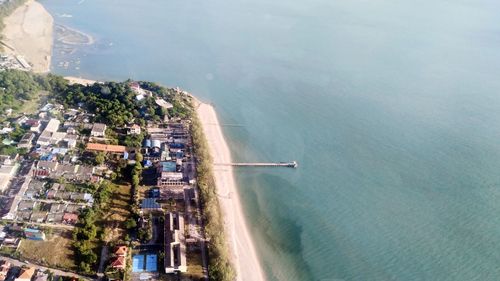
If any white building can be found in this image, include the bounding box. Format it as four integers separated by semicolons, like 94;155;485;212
44;118;60;133
91;123;106;137
164;212;187;273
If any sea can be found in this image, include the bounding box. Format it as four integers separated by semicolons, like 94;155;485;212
39;0;500;280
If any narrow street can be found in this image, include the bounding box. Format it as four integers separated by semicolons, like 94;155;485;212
0;256;92;280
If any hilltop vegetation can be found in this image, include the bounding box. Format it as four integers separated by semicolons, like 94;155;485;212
0;69;46;113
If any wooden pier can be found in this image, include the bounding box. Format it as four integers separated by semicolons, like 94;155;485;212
215;161;298;168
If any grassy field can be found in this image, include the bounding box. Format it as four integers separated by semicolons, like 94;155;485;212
183;250;205;280
100;183;132;242
17;231;76;270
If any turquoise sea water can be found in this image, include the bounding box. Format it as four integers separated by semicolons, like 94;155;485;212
40;0;500;280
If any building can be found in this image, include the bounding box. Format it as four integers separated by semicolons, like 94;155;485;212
24;228;45;241
14;267;35;281
157;161;183;186
127;124;141;135
25;119;41;133
0;260;11;281
62;213;79;224
17;133;35;149
110;246;128;270
86;143;126;155
115;245;128;256
0;156;18;192
141;198;161;211
90;123;106;137
164;212;187;273
63;134;78;149
33;271;48;281
44;118;60;133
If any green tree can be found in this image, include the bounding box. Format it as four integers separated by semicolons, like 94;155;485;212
95;152;105;165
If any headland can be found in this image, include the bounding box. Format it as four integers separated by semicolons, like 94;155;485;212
1;0;53;73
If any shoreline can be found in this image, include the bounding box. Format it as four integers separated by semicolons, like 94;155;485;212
193;98;266;281
64;76;98;85
2;0;53;73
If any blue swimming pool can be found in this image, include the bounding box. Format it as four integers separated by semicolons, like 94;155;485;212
145;254;157;272
132;255;145;272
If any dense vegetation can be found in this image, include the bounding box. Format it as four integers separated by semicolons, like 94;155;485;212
0;69;46;112
191;110;236;281
73;181;113;274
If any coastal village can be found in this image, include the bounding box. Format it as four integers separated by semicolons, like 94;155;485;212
0;79;210;280
0;0;268;281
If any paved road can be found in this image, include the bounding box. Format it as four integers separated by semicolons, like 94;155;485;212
9;220;75;230
0;256;93;280
96;245;108;280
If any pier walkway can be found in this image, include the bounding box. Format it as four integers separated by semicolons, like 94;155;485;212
215;161;298;168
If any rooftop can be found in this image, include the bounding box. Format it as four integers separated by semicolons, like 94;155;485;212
86;143;126;153
160;161;177;172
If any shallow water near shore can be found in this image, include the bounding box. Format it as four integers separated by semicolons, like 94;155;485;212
41;0;500;280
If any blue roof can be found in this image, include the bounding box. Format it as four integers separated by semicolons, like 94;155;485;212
160;161;176;172
141;198;160;209
169;143;185;149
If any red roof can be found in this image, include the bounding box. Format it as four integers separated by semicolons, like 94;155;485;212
110;256;126;269
26;119;39;126
86;143;126;153
62;213;79;223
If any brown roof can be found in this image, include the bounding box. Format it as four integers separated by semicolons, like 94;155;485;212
62;213;79;222
17;267;35;280
111;256;126;268
115;245;128;256
86;143;126;153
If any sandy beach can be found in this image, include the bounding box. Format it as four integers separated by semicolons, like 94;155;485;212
64;76;97;86
2;0;53;72
195;100;266;281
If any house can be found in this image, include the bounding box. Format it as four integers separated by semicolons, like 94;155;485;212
17;133;35;149
36;161;58;172
164;212;187;273
33;271;48;281
44;118;60;133
110;256;126;270
0;260;11;281
115;245;128;257
24;228;45;241
141;198;161;210
90;123;106;137
110;246;128;270
15;116;28;125
14;267;35;281
127;124;141;135
30;211;47;223
66;126;77;134
17;200;35;211
25;119;41;133
61;134;78;149
62;213;79;224
1;237;20;249
36;131;52;146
